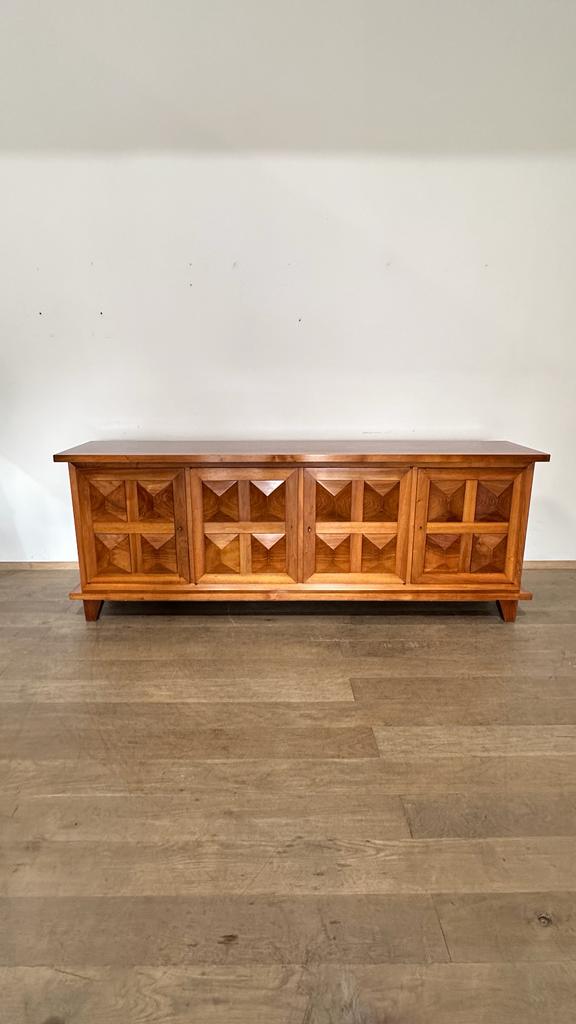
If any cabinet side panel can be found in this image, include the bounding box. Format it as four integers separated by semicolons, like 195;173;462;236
68;464;90;587
505;464;535;584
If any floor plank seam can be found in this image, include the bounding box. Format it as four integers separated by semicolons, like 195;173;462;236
431;896;453;963
398;795;414;838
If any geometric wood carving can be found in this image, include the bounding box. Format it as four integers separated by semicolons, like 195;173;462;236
316;534;351;572
204;534;241;574
89;479;127;521
202;481;239;522
249;480;285;522
197;471;298;580
423;533;461;573
303;472;408;580
315;481;352;521
475;481;514;522
470;533;508;573
363;481;400;522
94;533;131;575
82;470;188;584
140;533;178;574
411;471;520;581
136;480;175;521
427;481;466;522
251;533;287;573
361;533;397;573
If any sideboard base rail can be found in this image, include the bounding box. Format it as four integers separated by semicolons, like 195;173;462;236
69;585;531;622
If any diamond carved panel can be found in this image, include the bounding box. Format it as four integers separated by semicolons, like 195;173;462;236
203;481;239;522
251;533;287;573
89;480;127;522
428;481;466;522
361;534;397;573
249;480;285;522
204;534;241;574
94;533;131;575
136;481;175;521
315;481;352;521
475;481;514;522
316;534;352;572
471;533;508;573
423;534;461;573
141;534;178;575
363;481;400;522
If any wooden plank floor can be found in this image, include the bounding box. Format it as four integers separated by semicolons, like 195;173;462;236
1;568;575;1023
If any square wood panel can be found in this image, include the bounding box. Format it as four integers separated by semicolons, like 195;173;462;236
78;471;190;583
411;469;529;585
303;469;412;583
191;469;299;583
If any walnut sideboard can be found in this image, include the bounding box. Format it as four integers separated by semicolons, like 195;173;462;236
54;440;549;622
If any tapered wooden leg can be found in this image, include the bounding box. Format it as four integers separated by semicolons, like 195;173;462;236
83;600;103;622
497;599;518;623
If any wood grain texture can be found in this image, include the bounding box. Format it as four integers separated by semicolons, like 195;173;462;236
434;892;576;962
0;704;379;760
2;964;575;1024
1;567;576;1022
0;895;447;965
0;966;308;1024
53;439;551;463
307;963;576;1023
3;836;575;896
404;792;576;838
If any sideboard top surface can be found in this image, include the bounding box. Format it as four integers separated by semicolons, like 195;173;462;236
54;439;550;465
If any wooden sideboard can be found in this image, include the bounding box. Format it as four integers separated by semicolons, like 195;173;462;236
54;440;549;621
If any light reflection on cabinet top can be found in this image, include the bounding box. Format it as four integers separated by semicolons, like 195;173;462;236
54;439;550;466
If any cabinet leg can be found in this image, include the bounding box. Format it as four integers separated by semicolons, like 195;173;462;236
497;599;518;623
83;600;103;622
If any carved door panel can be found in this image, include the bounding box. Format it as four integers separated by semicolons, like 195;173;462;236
191;469;299;583
78;470;190;583
411;468;530;584
302;469;411;583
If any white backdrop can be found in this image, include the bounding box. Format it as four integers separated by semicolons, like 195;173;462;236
1;2;575;560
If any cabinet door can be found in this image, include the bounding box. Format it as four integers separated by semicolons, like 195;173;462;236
191;469;299;583
411;468;530;585
302;469;411;583
78;470;190;583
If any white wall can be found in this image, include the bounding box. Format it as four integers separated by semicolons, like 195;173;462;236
1;1;575;560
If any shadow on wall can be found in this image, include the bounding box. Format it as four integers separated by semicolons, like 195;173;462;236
1;0;576;153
